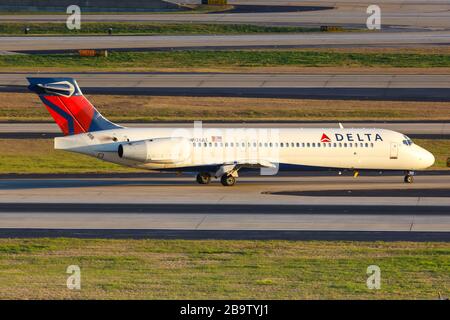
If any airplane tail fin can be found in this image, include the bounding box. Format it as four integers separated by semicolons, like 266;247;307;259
27;77;121;136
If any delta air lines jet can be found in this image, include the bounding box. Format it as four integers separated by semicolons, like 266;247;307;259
28;78;435;186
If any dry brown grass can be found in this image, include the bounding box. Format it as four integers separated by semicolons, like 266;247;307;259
4;66;450;74
1;92;449;122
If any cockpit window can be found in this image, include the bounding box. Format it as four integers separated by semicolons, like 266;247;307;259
402;135;413;146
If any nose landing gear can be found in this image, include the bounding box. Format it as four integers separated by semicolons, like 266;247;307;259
404;171;415;183
220;174;236;187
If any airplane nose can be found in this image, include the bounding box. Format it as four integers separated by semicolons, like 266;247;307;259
420;149;435;168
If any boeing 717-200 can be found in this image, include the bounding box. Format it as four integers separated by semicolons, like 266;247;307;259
28;78;435;186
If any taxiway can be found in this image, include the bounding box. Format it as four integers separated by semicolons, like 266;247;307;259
0;175;448;240
1;72;449;101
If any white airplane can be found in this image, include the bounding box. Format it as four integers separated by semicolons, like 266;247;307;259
28;77;435;186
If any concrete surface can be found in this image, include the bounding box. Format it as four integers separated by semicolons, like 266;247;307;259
1;0;449;30
1;32;450;53
2;72;449;101
0;175;449;239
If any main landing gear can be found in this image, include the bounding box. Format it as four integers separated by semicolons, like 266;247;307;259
196;172;211;185
404;171;414;183
196;172;237;187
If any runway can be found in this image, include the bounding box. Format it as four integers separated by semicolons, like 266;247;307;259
0;122;448;139
2;0;449;30
0;175;449;240
1;72;449;101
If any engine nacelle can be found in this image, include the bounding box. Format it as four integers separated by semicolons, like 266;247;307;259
118;137;191;164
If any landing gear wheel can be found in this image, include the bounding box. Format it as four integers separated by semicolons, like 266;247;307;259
404;175;414;183
221;174;236;187
196;172;211;185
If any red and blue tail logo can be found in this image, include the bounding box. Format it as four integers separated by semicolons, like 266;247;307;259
27;77;121;136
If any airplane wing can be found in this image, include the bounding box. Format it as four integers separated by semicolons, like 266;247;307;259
215;160;278;177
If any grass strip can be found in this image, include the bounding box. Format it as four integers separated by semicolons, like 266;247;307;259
1;51;449;70
1;93;449;122
0;22;319;36
0;239;448;299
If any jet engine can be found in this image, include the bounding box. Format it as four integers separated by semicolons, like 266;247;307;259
118;137;191;163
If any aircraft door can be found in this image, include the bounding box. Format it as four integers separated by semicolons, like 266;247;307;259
390;142;399;159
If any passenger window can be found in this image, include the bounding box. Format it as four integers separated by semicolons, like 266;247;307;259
296;142;300;147
302;143;305;147
231;143;234;147
333;143;337;147
307;143;310;147
365;143;369;147
344;143;347;147
269;142;273;147
280;143;283;147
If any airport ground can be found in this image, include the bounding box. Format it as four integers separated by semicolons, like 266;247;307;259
2;0;449;31
1;93;449;122
2;49;449;70
0;1;448;299
0;239;448;299
0;22;323;36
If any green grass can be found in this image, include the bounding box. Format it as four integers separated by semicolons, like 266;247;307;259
0;139;139;173
0;138;447;174
0;22;318;36
415;139;450;169
0;239;448;299
1;51;449;70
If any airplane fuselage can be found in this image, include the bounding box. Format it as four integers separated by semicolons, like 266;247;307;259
54;127;435;175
